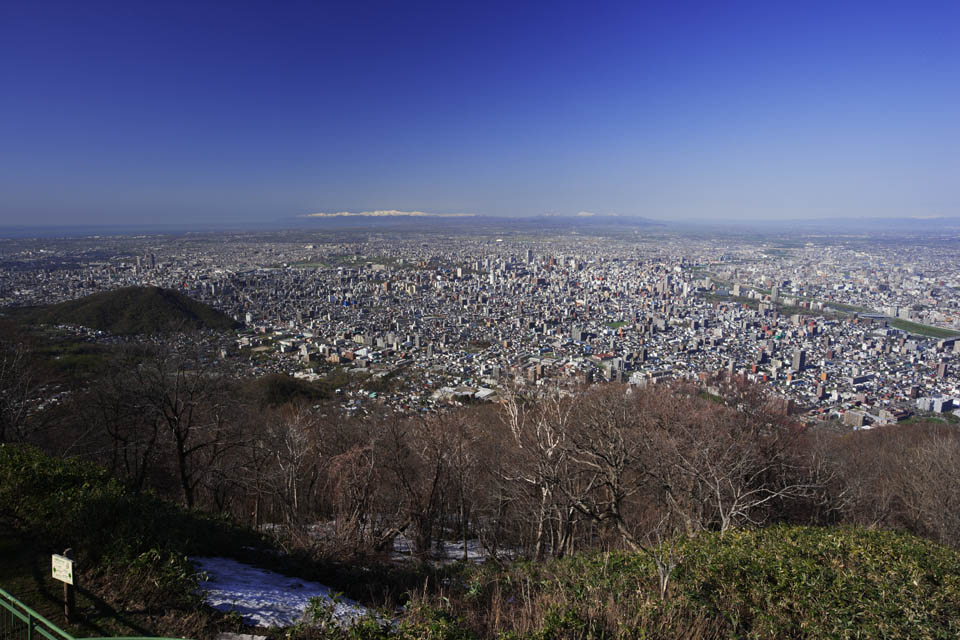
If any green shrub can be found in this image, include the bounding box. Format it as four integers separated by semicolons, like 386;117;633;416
671;526;960;638
0;444;262;565
394;601;477;640
400;526;960;639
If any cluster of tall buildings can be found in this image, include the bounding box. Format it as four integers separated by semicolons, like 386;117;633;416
2;230;958;423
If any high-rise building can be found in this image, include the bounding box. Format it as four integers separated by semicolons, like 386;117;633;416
791;348;806;372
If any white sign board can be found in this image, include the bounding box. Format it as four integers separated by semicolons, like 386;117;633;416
52;554;74;585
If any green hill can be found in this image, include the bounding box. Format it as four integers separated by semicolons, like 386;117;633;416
29;286;240;334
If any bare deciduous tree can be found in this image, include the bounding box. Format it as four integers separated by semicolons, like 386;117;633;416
262;402;323;523
132;344;237;509
500;384;578;558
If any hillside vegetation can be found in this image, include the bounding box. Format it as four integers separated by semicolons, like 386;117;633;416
5;336;960;638
3;446;959;640
0;443;251;637
0;444;439;638
389;526;960;640
25;286;240;334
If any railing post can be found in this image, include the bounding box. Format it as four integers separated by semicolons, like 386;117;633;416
28;614;35;640
62;549;75;623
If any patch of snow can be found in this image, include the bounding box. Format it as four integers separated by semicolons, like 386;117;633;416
191;556;368;628
438;539;489;563
391;533;415;556
390;535;514;564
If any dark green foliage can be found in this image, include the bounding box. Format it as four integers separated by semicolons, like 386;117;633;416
0;443;449;633
252;370;357;406
447;526;960;639
257;373;331;406
0;444;262;565
27;286;240;334
360;372;398;395
671;526;960;638
0;443;268;638
291;598;477;640
39;340;113;376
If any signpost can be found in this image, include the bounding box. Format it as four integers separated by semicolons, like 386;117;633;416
51;554;73;585
51;550;75;622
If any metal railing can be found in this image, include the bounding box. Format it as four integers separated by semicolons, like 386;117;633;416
0;588;188;640
0;587;72;640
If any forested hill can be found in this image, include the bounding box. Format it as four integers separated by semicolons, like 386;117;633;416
24;286;240;334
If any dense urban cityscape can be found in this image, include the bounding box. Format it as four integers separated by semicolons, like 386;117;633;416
3;227;958;427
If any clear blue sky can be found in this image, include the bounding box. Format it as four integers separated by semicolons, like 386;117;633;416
1;0;957;226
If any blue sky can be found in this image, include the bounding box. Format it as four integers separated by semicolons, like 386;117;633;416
1;0;958;226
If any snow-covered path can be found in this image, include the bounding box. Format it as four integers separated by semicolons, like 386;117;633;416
191;556;369;628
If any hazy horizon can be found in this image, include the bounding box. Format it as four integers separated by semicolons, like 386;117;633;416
2;0;958;227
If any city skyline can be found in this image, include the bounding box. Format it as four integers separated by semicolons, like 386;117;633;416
2;0;958;226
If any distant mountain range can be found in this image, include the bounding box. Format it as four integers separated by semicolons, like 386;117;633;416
1;215;958;238
15;286;240;335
